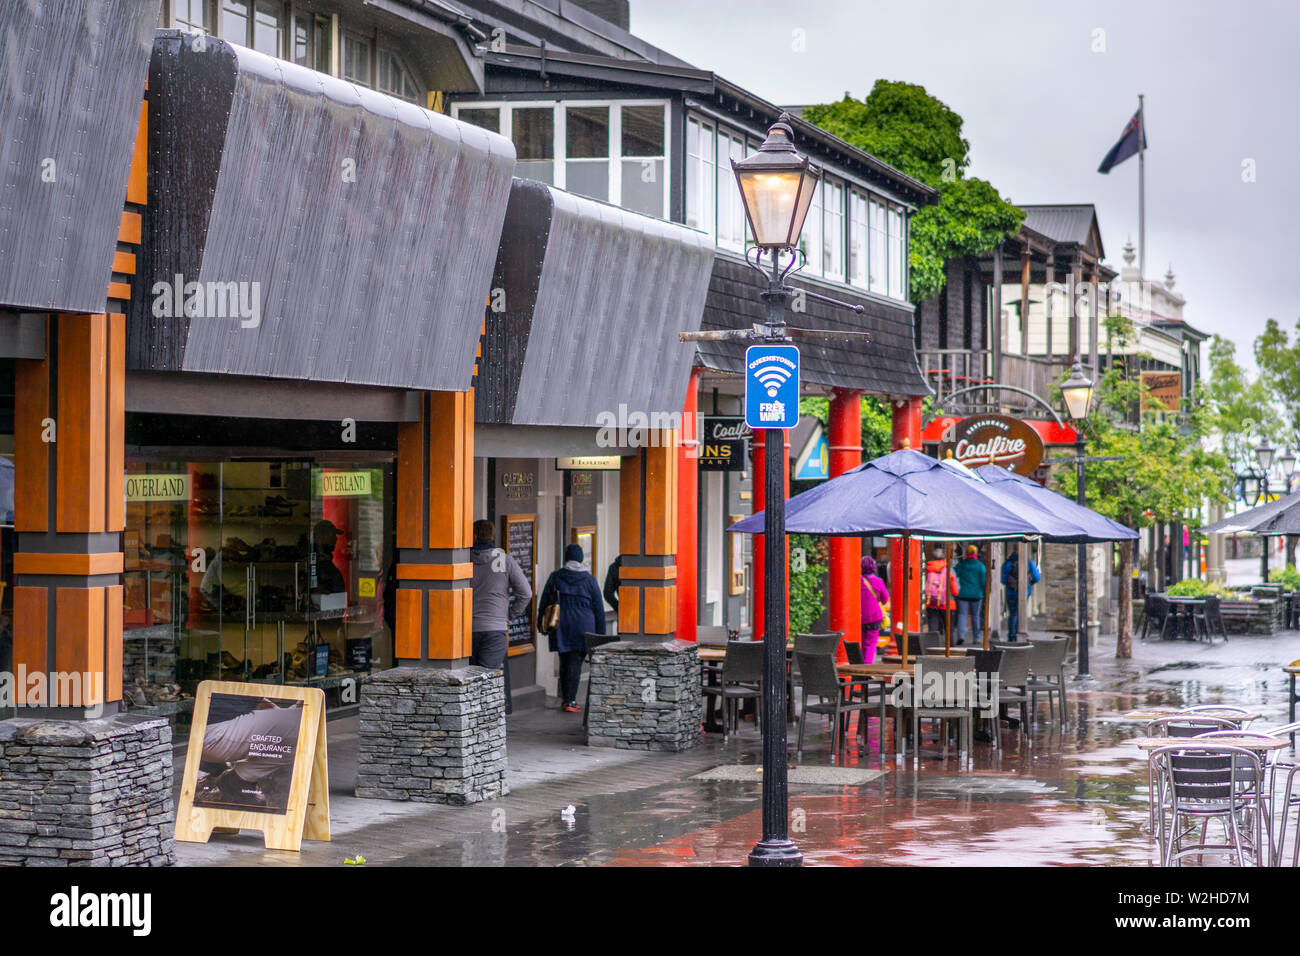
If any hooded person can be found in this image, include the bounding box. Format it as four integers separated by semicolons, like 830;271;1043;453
470;519;533;715
859;556;890;665
538;543;606;712
954;544;988;645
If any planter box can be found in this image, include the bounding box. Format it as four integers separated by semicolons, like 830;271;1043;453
1218;598;1285;635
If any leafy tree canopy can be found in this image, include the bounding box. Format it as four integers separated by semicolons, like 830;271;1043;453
803;80;1024;302
1199;334;1277;465
1252;317;1300;446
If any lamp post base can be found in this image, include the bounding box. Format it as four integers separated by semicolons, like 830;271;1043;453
1071;672;1095;683
748;839;804;867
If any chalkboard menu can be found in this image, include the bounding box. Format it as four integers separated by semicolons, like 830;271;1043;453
502;514;537;649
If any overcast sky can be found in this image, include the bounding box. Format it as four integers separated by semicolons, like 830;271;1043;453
632;0;1298;372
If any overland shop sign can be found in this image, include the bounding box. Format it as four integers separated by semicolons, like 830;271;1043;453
940;414;1045;475
699;416;750;471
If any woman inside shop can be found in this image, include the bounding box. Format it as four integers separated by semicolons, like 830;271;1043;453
537;544;606;713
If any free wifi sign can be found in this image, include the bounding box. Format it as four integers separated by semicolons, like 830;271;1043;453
744;344;800;429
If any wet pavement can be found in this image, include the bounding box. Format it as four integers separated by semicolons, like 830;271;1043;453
174;625;1300;866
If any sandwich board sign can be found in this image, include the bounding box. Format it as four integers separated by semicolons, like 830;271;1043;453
744;344;800;430
175;681;330;852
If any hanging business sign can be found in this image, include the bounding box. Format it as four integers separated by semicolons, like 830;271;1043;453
1140;371;1182;412
698;416;750;471
556;456;621;471
125;473;190;502
939;413;1045;475
744;344;800;430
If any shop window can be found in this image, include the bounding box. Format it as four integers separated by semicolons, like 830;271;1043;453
377;48;421;103
459;107;501;134
565;105;610;203
512;107;555;184
342;33;371;87
620;103;666;218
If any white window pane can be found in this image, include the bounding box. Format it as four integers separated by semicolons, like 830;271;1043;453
888;207;905;298
566;161;609;202
566;107;608;159
823;181;843;279
253;2;280;56
513;107;554;185
869;199;886;293
798;182;821;275
458;108;501;134
849;191;867;288
622;159;663;217
222;0;249;44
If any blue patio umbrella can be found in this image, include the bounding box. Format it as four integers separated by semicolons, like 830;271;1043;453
974;465;1138;542
728;448;1046;659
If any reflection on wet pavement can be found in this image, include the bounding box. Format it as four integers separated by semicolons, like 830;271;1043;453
393;632;1300;866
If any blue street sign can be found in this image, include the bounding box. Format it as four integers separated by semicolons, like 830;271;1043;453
744;344;800;430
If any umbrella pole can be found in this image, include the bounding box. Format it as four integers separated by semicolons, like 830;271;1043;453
900;532;910;665
945;541;952;656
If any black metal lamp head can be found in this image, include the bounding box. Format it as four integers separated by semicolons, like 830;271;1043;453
1061;359;1094;421
1280;448;1297;480
1256;438;1275;473
731;113;820;249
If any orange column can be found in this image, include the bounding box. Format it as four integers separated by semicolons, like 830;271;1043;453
394;390;474;662
12;314;126;711
828;389;862;662
675;369;702;642
619;432;678;638
889;397;924;641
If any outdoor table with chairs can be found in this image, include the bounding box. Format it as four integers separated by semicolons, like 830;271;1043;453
1131;708;1300;866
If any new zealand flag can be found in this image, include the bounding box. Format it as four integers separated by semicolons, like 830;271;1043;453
1097;109;1146;174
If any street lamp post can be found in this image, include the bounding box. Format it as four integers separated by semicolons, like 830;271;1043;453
681;114;867;866
1255;440;1275;581
1061;359;1095;680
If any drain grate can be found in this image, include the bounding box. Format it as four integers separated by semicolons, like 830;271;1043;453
692;765;885;785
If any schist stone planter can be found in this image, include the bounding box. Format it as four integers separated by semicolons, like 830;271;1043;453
0;716;175;866
1218;598;1286;635
355;665;507;805
587;639;703;752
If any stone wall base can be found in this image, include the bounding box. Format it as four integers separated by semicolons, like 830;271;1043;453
355;665;507;805
587;639;703;752
0;716;175;866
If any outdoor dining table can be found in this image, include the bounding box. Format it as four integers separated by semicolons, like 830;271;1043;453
1161;596;1208;640
1131;735;1287;753
1121;707;1261;723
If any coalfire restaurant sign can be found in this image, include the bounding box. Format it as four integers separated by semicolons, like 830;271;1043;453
939;414;1045;476
699;417;751;471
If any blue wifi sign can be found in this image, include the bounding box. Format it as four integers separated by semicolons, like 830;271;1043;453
744;344;800;430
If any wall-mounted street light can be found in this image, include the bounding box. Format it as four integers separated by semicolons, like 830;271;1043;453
1062;359;1095;680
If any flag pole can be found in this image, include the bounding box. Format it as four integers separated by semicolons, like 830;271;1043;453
1138;93;1145;277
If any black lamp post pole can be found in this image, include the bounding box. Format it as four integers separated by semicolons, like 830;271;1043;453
1075;433;1091;680
749;251;802;867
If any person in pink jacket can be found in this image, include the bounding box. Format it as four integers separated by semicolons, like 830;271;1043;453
859;556;890;664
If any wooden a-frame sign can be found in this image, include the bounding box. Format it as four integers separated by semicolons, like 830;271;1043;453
175;680;331;852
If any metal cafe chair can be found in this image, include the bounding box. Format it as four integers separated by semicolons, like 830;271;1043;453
1151;743;1266;867
992;642;1032;746
911;655;977;765
1139;593;1174;641
1142;716;1240;832
1181;704;1252;727
1259;722;1300;865
1194;730;1284;864
968;648;1003;751
701;640;764;738
795;651;877;763
1026;636;1069;726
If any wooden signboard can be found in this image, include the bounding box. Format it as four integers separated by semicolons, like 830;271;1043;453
503;513;537;653
175;681;330;852
939;413;1045;476
1140;371;1182;412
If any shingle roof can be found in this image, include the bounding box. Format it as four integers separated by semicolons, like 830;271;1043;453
695;255;929;398
1019;205;1100;252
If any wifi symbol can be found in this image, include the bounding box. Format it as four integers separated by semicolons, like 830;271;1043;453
755;363;792;397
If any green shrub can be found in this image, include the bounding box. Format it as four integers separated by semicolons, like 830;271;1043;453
789;534;829;634
1268;565;1300;592
1167;579;1209;597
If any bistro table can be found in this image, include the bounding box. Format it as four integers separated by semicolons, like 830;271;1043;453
1122;708;1261;723
1131;735;1287;753
1162;596;1209;641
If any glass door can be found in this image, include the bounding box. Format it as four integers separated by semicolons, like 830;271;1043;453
219;460;311;684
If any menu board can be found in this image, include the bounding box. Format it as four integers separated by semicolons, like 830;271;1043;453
502;514;537;649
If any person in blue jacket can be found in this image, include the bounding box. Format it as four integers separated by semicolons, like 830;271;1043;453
1000;549;1041;640
538;543;606;712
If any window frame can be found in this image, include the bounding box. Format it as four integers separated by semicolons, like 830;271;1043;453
376;46;423;104
450;98;673;219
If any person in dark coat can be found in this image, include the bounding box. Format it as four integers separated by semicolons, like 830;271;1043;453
538;543;606;712
602;554;622;612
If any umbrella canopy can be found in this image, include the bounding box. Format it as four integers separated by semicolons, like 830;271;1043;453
974;465;1138;542
728;448;1042;539
1199;491;1300;537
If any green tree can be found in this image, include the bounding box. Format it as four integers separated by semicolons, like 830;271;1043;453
1252;318;1298;446
803;81;1024;302
799;394;892;459
1055;316;1230;658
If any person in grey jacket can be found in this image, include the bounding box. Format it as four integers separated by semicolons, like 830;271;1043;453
470;519;533;714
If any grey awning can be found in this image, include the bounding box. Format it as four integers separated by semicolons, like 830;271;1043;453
695;255;930;398
477;179;715;427
0;0;160;314
129;32;516;392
